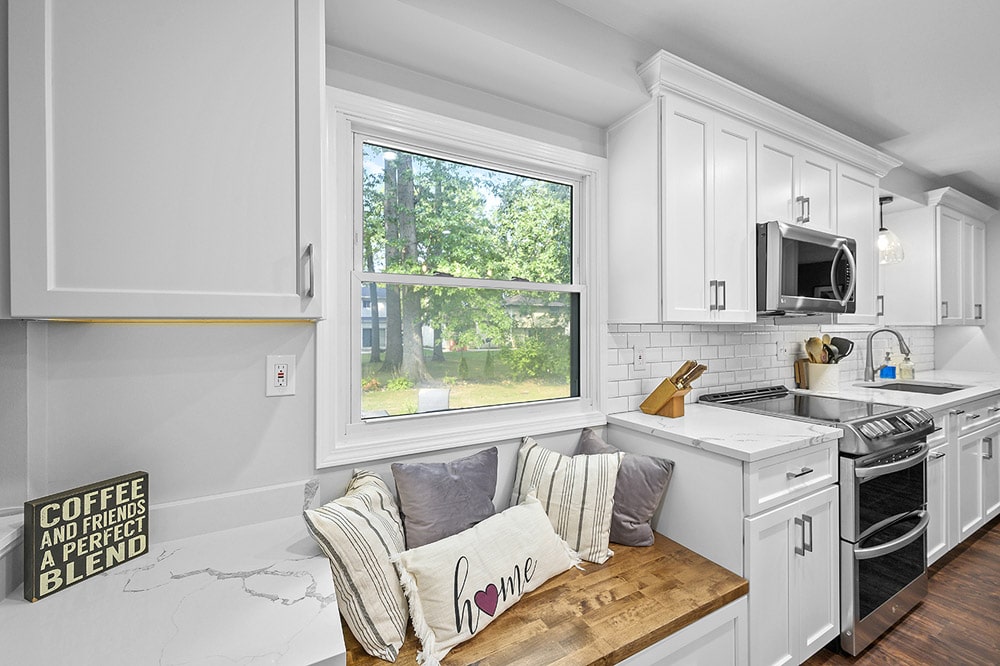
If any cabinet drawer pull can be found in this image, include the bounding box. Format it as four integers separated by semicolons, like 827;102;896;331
950;409;966;416
985;437;995;461
988;407;1000;414
877;294;885;317
709;280;719;311
719;280;727;311
304;243;316;298
976;304;983;319
930;451;946;459
942;301;949;318
786;467;814;479
968;413;982;420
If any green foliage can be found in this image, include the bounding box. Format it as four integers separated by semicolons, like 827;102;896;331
385;376;414;391
483;350;495;379
500;330;570;381
458;354;470;379
361;375;381;392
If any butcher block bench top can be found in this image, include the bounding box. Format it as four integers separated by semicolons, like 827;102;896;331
343;532;748;666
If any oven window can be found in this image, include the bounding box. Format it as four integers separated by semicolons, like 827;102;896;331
857;514;926;618
857;461;925;537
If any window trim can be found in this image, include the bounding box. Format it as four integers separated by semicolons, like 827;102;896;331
317;88;607;468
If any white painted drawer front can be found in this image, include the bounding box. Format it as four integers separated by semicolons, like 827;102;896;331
744;442;838;516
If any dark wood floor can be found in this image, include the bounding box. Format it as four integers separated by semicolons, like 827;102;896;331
805;515;1000;666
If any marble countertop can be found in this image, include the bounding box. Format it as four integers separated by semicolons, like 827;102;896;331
607;404;842;462
804;370;1000;414
0;516;345;666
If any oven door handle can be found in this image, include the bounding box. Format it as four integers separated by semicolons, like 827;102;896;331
855;441;929;479
853;511;929;561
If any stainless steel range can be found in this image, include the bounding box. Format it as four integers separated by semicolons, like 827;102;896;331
700;386;934;655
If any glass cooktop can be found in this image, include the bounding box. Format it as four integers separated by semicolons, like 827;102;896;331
699;386;902;424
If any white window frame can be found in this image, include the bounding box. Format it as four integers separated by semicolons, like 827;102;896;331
317;88;607;468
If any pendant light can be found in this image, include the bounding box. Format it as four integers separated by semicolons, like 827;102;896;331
877;195;904;264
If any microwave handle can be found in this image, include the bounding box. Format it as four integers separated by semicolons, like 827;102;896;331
829;241;857;307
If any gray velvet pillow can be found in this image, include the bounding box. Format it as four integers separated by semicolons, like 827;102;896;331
391;447;498;549
576;428;674;547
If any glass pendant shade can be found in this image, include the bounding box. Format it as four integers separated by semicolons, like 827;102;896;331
877;226;904;264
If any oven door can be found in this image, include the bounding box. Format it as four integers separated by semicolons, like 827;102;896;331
842;441;929;542
841;510;929;655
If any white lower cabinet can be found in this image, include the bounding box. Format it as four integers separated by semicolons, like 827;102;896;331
926;436;952;565
744;485;840;666
957;424;1000;541
619;598;748;666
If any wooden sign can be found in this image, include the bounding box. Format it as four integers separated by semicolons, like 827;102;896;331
23;471;148;602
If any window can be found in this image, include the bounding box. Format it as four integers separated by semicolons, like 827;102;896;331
319;90;605;467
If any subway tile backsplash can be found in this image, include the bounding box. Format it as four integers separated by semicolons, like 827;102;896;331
606;322;935;414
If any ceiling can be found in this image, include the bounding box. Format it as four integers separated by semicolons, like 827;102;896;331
326;0;1000;209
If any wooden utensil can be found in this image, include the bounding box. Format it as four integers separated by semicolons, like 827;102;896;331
805;337;824;364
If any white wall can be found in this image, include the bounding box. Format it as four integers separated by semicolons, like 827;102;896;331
0;321;27;511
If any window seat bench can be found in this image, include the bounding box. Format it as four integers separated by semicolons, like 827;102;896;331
343;532;748;666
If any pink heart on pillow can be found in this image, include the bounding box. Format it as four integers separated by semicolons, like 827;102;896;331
474;584;499;616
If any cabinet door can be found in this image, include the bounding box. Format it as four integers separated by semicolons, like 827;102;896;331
8;0;324;319
798;150;837;231
983;431;1000;521
757;133;797;225
744;485;839;666
835;166;878;324
937;208;964;325
967;220;986;324
662;97;713;322
712;117;756;323
793;486;840;661
958;431;984;540
744;504;796;666
926;440;950;564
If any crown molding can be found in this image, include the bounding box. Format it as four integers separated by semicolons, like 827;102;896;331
926;187;999;221
637;50;902;177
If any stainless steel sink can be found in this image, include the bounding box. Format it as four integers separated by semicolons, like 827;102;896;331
853;380;969;395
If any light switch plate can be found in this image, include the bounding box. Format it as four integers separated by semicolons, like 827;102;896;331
266;355;295;397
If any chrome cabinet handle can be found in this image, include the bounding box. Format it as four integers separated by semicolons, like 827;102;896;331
930;451;946;459
786;467;814;479
796;195;806;224
950;409;966;416
304;243;315;298
968;413;982;420
976;304;983;319
709;280;719;311
989;407;1000;414
803;196;811;224
803;514;814;553
877;294;885;316
794;516;805;556
942;301;949;318
719;280;727;311
985;437;994;460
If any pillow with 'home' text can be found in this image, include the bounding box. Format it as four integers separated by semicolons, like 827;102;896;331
392;494;579;666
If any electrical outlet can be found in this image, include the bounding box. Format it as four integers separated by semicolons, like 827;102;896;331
634;345;647;371
266;355;295;397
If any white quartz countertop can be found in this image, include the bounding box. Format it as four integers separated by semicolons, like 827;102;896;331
607;403;842;462
0;516;345;666
803;370;1000;414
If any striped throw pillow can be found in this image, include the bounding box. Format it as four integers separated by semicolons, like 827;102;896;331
303;470;409;662
511;437;623;564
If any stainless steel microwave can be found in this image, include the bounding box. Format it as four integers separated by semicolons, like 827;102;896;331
756;220;857;315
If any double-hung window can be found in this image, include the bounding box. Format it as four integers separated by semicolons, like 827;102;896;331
318;89;605;467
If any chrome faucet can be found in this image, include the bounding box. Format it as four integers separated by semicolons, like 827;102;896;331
864;328;911;381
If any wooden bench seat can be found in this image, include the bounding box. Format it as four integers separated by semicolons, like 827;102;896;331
343;532;748;665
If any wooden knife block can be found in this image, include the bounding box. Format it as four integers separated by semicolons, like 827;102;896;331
639;378;692;418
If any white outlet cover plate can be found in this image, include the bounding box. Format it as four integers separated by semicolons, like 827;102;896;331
266;354;296;397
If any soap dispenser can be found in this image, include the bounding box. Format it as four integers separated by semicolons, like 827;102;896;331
878;352;896;379
898;354;915;380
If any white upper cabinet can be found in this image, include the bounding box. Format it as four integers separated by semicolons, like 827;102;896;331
608;94;756;324
835;165;879;324
881;188;993;326
608;51;899;324
8;0;324;319
757;132;837;231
